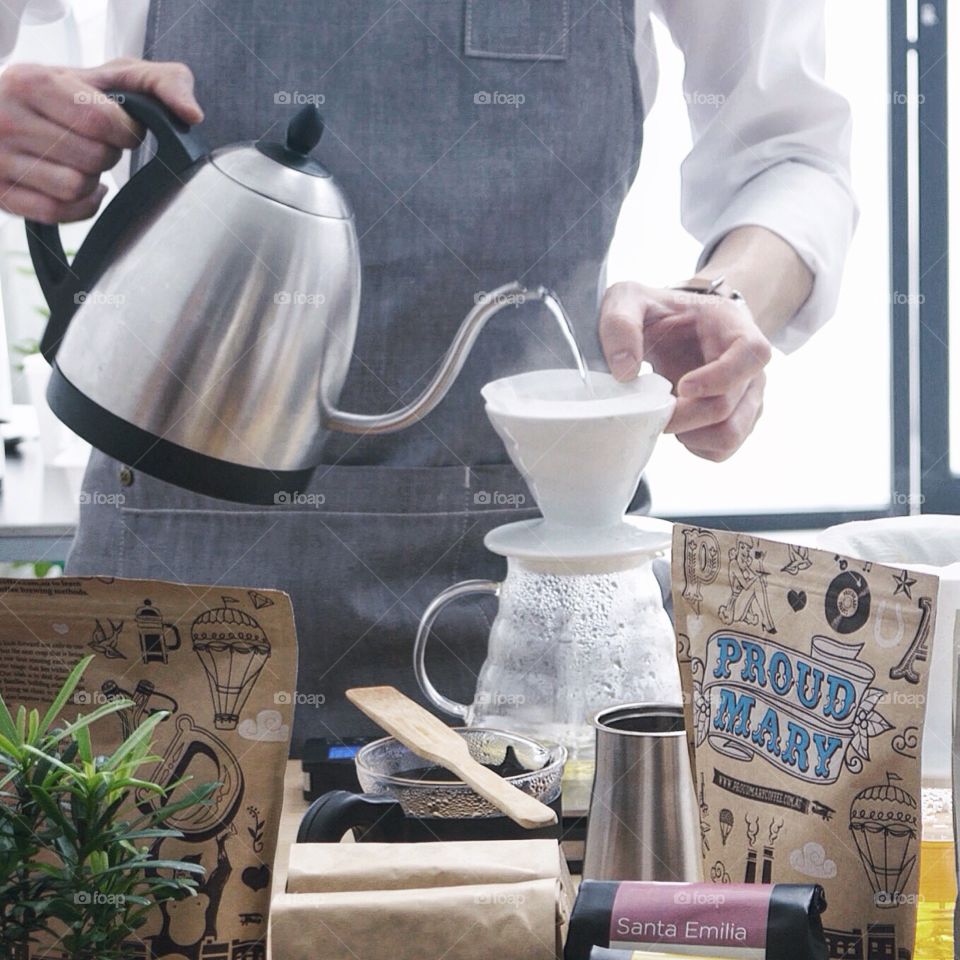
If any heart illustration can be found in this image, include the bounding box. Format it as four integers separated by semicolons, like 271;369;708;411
242;865;271;892
52;622;69;635
787;589;807;612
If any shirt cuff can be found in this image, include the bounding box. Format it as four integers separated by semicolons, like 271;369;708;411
695;160;858;354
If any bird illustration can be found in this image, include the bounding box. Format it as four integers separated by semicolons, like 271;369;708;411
88;618;126;658
781;544;812;576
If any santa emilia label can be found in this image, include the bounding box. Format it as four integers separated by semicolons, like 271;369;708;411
613;916;750;943
697;631;892;783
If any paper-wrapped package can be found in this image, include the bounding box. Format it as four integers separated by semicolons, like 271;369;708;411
287;838;563;892
818;514;960;786
272;878;562;960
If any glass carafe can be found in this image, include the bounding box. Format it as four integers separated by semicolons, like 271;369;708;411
413;548;682;767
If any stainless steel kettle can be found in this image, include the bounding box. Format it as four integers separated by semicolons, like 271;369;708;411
26;92;569;503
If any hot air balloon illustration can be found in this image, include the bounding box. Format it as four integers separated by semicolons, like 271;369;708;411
849;772;918;908
719;808;734;846
192;596;271;730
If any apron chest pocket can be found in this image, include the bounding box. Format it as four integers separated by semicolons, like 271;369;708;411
465;0;570;61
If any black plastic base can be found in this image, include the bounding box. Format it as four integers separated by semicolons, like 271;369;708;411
47;365;316;505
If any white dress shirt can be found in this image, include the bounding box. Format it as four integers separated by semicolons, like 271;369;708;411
1;0;856;352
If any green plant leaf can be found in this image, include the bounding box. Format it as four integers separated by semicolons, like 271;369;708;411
101;711;167;772
101;859;206;876
47;699;133;746
0;690;19;744
38;656;94;739
75;724;93;767
25;708;39;746
133;781;217;828
115;828;182;842
0;731;21;758
21;743;75;777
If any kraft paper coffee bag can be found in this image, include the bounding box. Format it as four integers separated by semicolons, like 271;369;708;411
0;576;297;960
673;528;937;960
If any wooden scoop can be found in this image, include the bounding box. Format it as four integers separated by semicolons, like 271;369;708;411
346;685;557;829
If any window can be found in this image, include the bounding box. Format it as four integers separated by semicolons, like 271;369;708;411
607;6;903;528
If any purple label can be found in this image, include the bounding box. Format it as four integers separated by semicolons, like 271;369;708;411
609;883;772;951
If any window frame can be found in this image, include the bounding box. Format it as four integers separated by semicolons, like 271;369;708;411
911;0;955;513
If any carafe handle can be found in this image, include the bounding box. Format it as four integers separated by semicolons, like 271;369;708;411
413;579;500;720
297;791;407;843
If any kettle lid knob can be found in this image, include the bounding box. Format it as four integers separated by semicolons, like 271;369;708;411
286;105;324;155
255;105;330;178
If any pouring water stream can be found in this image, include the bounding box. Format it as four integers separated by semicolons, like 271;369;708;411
535;286;593;390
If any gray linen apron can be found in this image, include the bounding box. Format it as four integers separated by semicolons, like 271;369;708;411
66;0;646;754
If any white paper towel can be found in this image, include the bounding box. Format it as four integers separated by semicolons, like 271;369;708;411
819;515;960;785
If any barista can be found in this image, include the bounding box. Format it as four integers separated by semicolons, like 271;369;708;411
0;2;855;752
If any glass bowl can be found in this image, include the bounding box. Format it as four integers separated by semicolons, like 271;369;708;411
355;727;565;820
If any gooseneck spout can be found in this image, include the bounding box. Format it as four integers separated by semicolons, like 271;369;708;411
323;281;584;434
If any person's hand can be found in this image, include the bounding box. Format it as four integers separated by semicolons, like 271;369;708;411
599;281;772;461
0;58;203;223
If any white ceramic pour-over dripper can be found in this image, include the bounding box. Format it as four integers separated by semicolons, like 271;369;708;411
481;369;675;532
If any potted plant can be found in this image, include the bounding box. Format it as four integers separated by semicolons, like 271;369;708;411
0;655;213;960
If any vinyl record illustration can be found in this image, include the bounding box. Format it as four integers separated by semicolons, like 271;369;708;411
824;570;871;634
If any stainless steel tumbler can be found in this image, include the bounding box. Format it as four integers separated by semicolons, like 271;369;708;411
582;702;702;882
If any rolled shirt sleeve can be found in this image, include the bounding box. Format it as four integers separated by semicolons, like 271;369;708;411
653;0;858;352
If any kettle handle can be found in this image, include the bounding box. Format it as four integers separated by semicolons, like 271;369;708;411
413;579;501;720
26;90;208;362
